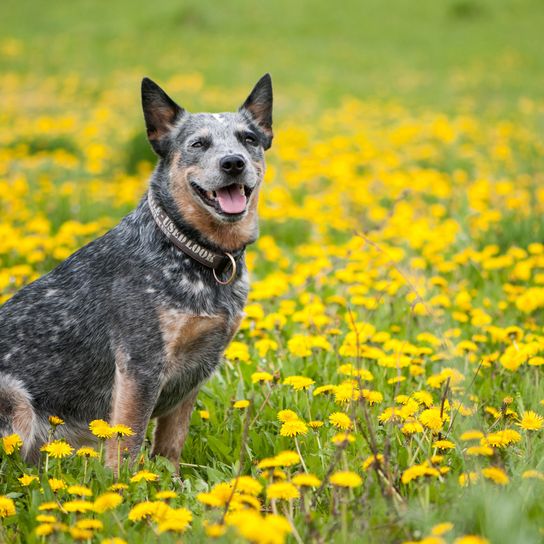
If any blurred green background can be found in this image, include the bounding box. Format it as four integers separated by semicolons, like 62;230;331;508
2;0;544;110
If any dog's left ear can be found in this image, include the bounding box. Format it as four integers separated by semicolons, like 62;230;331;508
141;77;185;157
240;74;273;149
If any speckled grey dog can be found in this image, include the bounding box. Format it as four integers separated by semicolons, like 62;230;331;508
0;74;273;467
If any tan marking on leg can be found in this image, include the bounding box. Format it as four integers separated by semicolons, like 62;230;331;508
106;367;147;469
157;309;229;379
152;388;199;464
169;153;263;251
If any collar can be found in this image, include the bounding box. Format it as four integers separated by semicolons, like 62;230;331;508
147;190;243;285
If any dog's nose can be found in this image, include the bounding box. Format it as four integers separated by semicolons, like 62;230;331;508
220;154;246;176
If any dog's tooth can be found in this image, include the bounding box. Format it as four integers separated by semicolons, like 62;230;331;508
238;184;245;195
206;191;215;200
212;191;217;199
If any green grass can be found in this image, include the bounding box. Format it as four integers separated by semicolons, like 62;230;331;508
2;0;544;109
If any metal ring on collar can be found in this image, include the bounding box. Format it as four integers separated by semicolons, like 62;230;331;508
213;252;237;285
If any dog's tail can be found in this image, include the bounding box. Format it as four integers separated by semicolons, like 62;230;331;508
0;373;38;460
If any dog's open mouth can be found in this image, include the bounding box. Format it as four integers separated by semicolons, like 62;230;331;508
191;182;253;216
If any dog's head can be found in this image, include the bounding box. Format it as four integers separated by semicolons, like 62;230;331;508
142;75;272;247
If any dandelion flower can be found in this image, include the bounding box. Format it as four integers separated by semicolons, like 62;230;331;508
157;507;192;534
47;478;67;492
2;434;22;455
41;440;74;458
76;446;99;458
110;424;134;437
67;485;92;496
330;471;363;488
328;411;353;430
48;416;64;426
266;482;300;500
292;473;322;488
63;500;94;513
155;490;177;500
251;371;274;383
18;474;39;486
453;536;489;544
517;410;543;431
0;496;16;517
280;420;308;437
283;375;315;391
233;399;250;409
130;470;159;483
93;492;123;513
89;419;114;439
482;467;509;485
277;409;299;422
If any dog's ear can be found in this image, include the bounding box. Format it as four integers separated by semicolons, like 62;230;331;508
239;73;273;149
141;77;185;157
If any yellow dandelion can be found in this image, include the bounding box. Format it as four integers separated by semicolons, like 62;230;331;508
362;454;384;471
89;419;114;439
233;399;250;409
0;496;16;517
47;478;67;492
93;492;123;513
75;519;103;530
231;476;263;496
155;490;177;500
517;410;543;431
482;466;509;485
433;439;455;450
69;527;93;540
460;430;484;441
63;500;94;513
41;440;73;458
459;472;479;487
330;471;362;488
18;474;39;486
283;375;315;391
280;420;308;437
328;411;353;430
110;423;135;437
431;522;454;536
266;482;300;500
67;485;92;497
48;416;65;427
251;371;274;383
157;507;192;534
109;483;129;491
204;521;227;537
130;470;159;483
2;434;22;455
36;514;57;523
308;420;324;429
277;409;300;422
453;536;489;544
292;473;322;488
332;432;356;445
76;446;99;458
199;410;210;420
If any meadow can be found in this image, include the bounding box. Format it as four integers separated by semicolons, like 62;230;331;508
1;1;544;542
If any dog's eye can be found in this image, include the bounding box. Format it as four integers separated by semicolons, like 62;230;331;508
191;140;204;149
244;134;258;145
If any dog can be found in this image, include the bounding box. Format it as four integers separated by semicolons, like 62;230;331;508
0;74;273;467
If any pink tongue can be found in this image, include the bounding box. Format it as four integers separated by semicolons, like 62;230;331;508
216;185;247;214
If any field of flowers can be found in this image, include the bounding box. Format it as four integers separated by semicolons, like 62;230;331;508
1;62;544;543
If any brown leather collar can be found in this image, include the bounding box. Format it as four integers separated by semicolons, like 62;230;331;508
147;190;242;283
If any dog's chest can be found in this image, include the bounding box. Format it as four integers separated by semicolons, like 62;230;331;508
154;307;241;412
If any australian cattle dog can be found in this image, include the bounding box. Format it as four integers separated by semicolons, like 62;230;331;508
0;74;273;467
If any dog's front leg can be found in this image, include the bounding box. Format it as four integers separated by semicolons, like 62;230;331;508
151;387;199;465
105;366;161;470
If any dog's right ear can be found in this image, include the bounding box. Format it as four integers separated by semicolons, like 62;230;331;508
141;77;185;157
